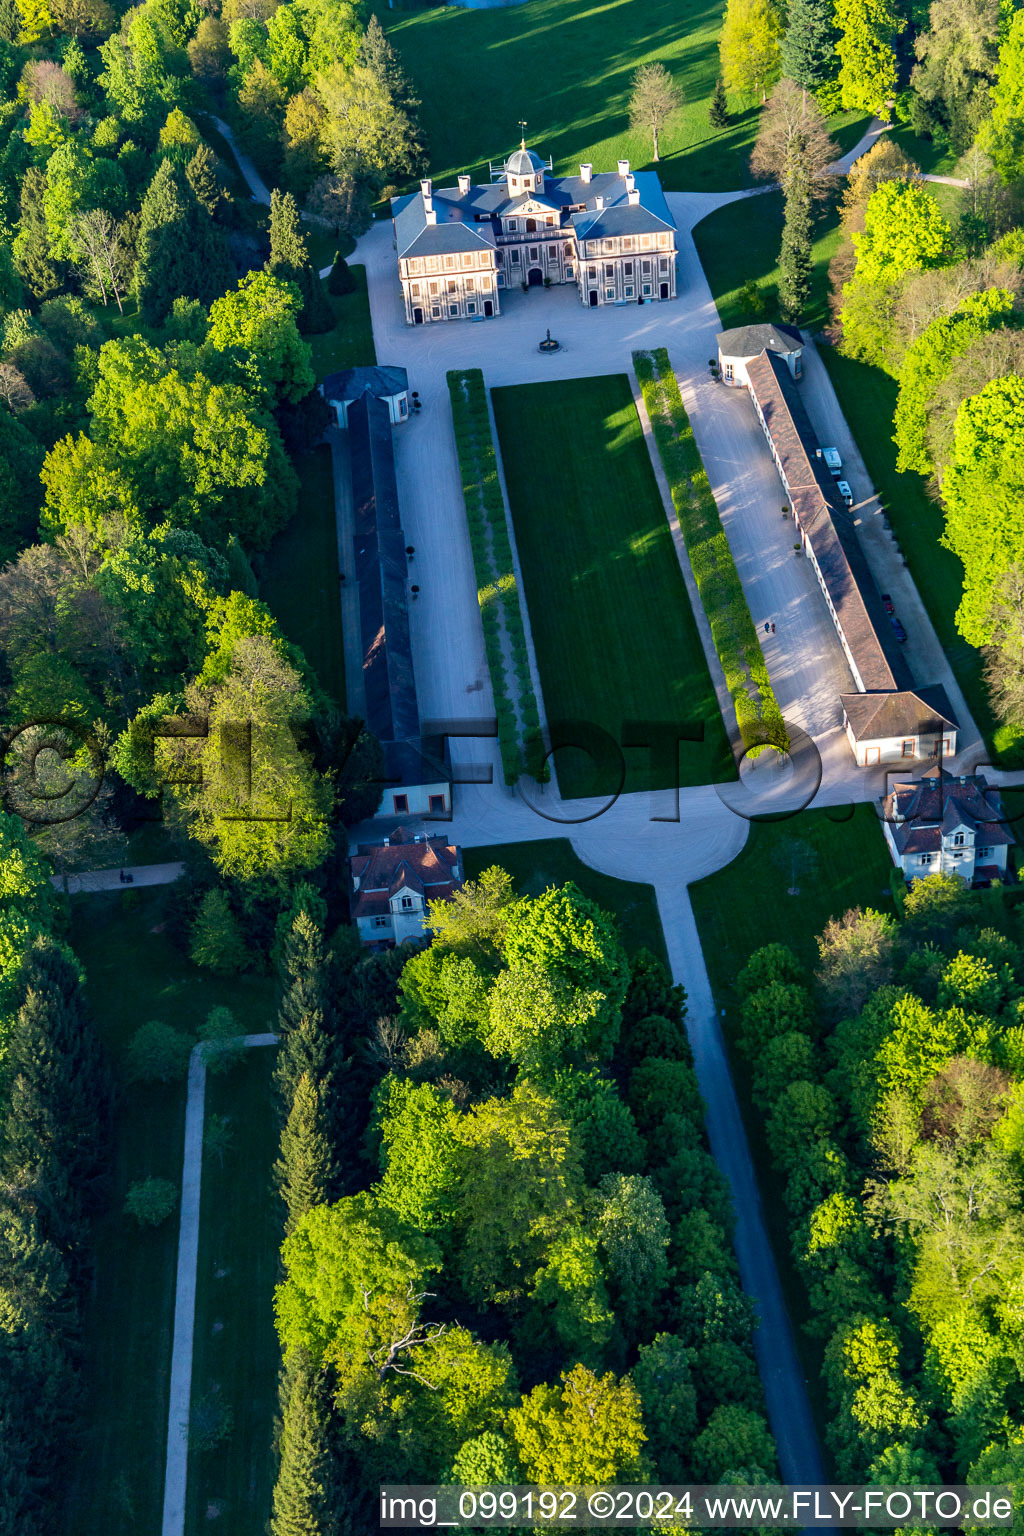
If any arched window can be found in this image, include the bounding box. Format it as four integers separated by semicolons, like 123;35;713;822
526;217;537;233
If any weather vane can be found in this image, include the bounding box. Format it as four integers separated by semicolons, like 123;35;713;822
518;119;527;147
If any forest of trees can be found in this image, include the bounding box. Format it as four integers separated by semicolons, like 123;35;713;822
269;872;778;1528
736;874;1024;1491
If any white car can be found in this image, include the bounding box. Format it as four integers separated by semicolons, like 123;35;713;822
819;447;842;476
836;480;854;507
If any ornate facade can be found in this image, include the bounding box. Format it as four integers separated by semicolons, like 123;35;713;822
391;139;677;324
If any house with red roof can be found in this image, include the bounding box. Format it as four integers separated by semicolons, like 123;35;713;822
349;826;464;947
882;766;1015;886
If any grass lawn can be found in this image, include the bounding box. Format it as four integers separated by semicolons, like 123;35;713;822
693;192;844;333
690;803;897;1451
186;1047;281;1536
491;375;735;799
817;348;1016;762
464;836;668;966
260;444;345;708
307;265;376;378
63;888;275;1536
380;0;869;195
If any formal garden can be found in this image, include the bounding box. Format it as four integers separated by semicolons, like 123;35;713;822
491;374;735;800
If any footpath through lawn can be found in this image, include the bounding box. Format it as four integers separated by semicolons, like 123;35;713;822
63;887;275;1536
690;804;898;1450
491;374;734;800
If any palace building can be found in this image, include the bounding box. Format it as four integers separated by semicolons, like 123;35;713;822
390;138;677;324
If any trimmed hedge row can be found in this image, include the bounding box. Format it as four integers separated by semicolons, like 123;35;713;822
447;368;547;784
633;349;788;755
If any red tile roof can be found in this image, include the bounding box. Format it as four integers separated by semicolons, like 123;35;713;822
350;830;462;921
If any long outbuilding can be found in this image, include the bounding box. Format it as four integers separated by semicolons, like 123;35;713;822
737;342;958;767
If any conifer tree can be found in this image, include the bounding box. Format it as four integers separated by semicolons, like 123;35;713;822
2;940;112;1201
709;79;730;128
777;159;814;320
267;188;333;336
13;167;60;300
780;0;840;91
134;160;233;325
274;912;337;1112
271;1352;345;1536
273;1070;337;1232
185;143;225;219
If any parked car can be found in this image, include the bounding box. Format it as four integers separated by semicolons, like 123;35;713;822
820;447;842;476
881;592;894;614
891;615;908;642
836;480;854;507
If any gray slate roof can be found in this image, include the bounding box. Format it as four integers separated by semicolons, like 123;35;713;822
883;766;1013;854
322;365;408;404
391;165;674;258
717;323;804;358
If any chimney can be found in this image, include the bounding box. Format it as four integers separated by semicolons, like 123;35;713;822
625;172;635;192
595;194;605;210
580;162;593;183
458;174;471;196
425;207;437;224
420;178;432;199
628;187;640;205
618;158;630;177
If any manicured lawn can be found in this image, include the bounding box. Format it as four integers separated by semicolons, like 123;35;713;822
690;802;897;1453
63;888;275;1536
260;445;345;708
491;375;735;799
693;192;844;333
818;348;1016;762
307;264;376;377
691;803;897;994
380;0;869;194
186;1047;280;1536
464;836;668;966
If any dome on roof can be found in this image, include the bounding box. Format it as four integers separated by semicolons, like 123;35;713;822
506;144;545;176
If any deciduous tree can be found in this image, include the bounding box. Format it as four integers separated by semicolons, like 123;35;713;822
719;0;783;101
628;62;682;162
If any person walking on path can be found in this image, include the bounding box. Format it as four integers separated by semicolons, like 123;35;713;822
771;622;776;634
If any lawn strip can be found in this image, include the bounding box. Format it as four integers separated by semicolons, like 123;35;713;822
491;375;734;799
635;347;785;754
447;368;546;783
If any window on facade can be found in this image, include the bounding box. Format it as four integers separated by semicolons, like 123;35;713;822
901;740;915;757
400;896;413;910
951;832;965;846
660;257;669;271
393;795;408;813
447;280;457;293
466;277;475;290
566;267;574;279
588;265;596;278
724;363;734;382
463;254;473;267
511;249;520;263
429;281;438;294
642;283;652;296
603;240;614;254
564;244;573;257
548;244;557;256
641;259;651;273
605;287;615;299
426;257;438;272
920;853;933;864
624;285;634;297
429;794;446;814
374;915;389;928
623;237;633;250
467;302;476;313
529;247;539;260
431;307;440;318
604;264;614;277
444;256;454;269
508;219;518;232
411;283;420;296
641;236;651;249
978;846;991;858
449;305;458;316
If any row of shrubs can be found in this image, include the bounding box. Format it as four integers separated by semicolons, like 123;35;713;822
633;349;788;755
447;368;548;784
